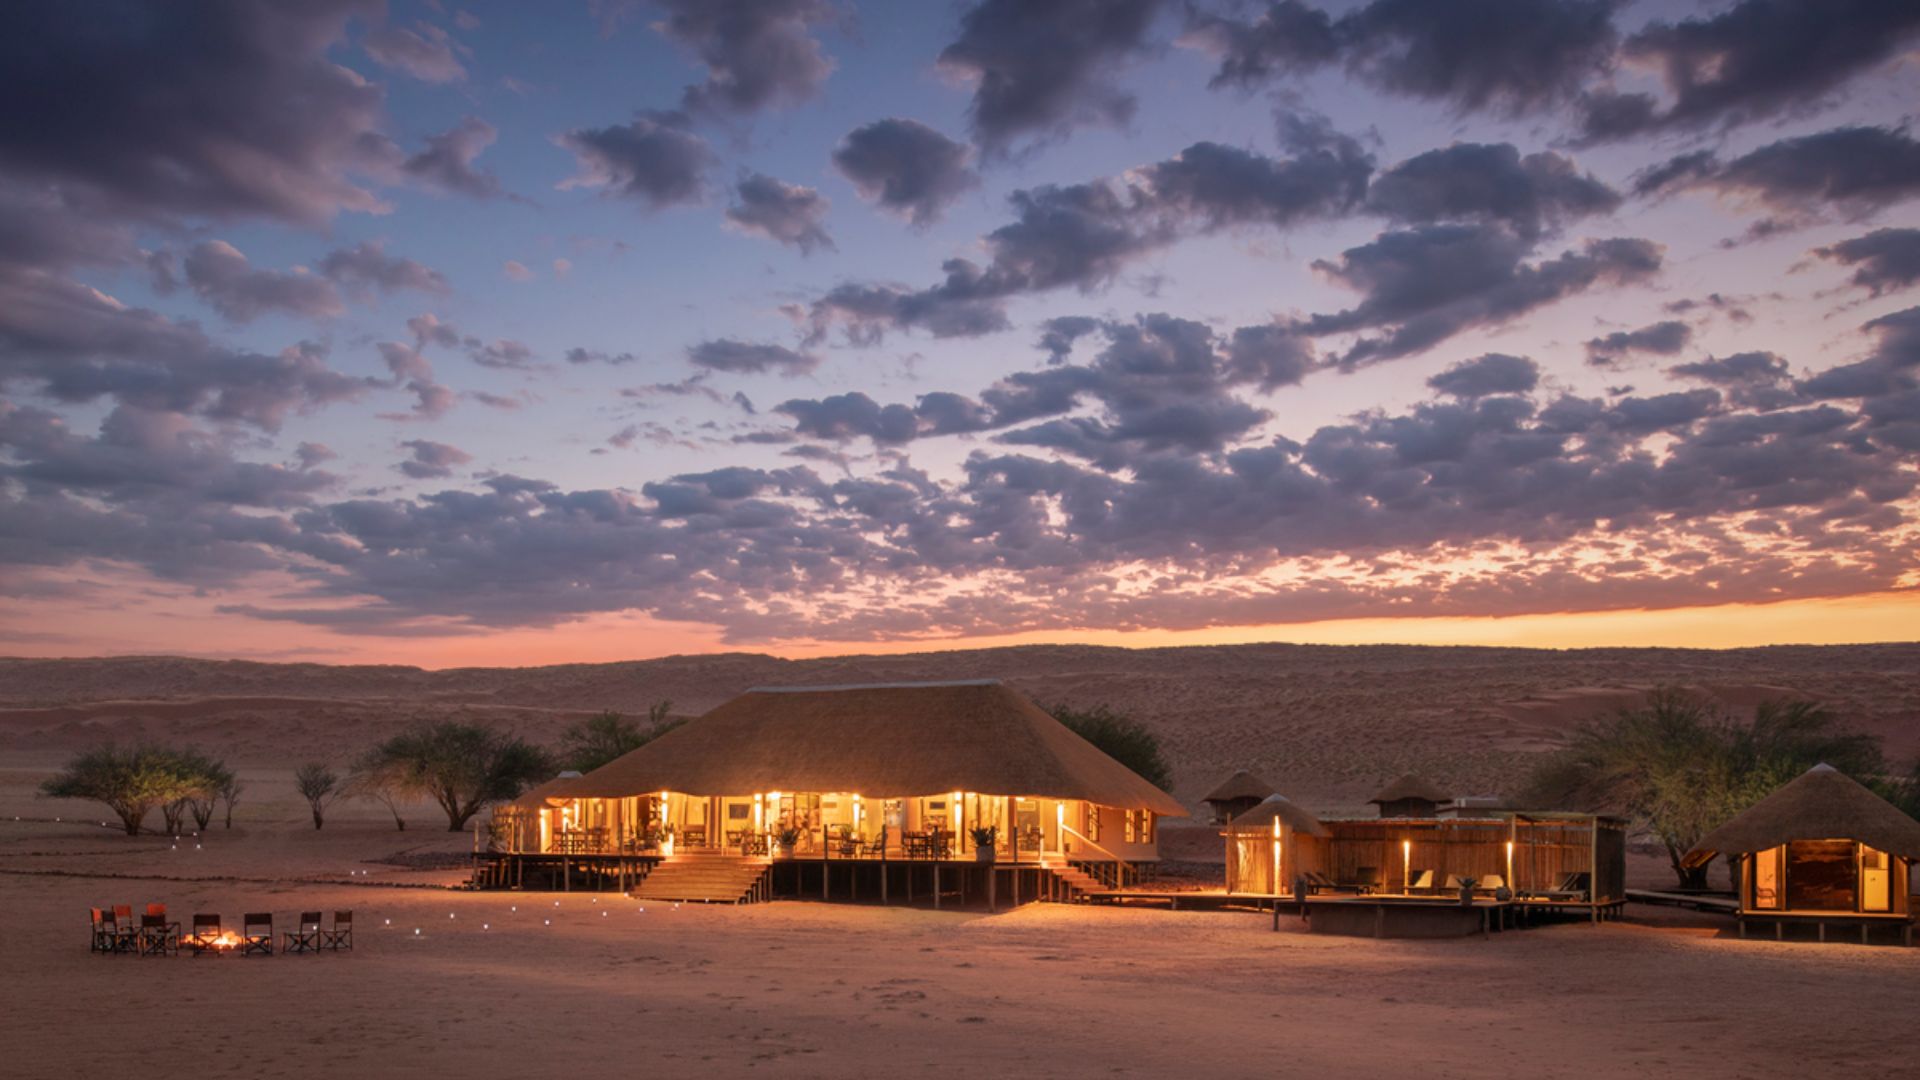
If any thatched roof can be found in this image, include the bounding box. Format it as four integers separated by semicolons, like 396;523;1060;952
509;771;583;809
1202;769;1275;804
566;680;1185;815
1221;794;1331;837
1684;764;1920;867
1369;774;1451;805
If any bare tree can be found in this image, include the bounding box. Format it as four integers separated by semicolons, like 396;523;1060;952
348;755;417;831
218;772;244;829
294;762;341;830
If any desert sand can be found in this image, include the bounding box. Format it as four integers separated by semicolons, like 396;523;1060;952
4;801;1916;1080
5;644;1919;1079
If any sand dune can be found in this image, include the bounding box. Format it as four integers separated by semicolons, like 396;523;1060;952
4;643;1915;813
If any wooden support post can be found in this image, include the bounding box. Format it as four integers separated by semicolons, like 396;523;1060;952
1013;869;1020;907
881;859;889;904
1818;922;1826;943
988;866;997;911
564;855;571;892
933;862;941;910
1775;920;1783;941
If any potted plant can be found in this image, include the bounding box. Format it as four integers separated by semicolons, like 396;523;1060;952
774;825;802;857
1456;876;1479;906
970;825;999;863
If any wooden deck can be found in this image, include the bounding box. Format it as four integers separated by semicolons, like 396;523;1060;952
1625;888;1739;914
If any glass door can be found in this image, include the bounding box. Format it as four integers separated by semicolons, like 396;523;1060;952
1861;845;1891;912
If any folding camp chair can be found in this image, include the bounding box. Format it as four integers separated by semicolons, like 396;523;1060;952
186;914;225;956
89;908;115;953
285;912;323;954
321;911;353;952
139;912;180;956
241;913;274;957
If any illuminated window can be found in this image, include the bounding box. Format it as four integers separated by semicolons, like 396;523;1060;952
1084;802;1100;842
1124;810;1137;844
1751;846;1781;909
1140;812;1154;844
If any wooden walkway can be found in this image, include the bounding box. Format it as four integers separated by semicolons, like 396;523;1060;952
1625;888;1738;914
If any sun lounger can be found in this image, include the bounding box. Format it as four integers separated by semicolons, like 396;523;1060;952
1530;871;1591;901
1407;869;1436;894
242;913;273;956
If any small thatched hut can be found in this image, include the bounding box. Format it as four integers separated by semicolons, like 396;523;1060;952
1201;769;1276;824
1221;794;1328;895
1685;764;1918;943
1369;774;1451;818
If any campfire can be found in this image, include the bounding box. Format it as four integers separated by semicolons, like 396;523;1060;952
194;930;244;951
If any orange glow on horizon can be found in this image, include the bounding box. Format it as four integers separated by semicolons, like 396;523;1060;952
3;575;1916;668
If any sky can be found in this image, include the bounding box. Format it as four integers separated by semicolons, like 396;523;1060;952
2;0;1919;667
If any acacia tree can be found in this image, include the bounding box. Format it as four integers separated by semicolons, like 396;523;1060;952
1526;690;1886;888
362;721;555;831
180;752;233;832
39;745;187;835
559;701;680;773
1046;703;1174;792
348;753;417;831
294;762;341;830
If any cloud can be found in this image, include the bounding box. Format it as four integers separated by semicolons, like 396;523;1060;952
1815;228;1920;297
362;21;467;83
0;269;364;429
179;241;344;323
564;347;639;366
0;2;393;228
648;0;837;114
937;0;1165;154
318;241;450;298
1634;125;1920;228
831;118;979;226
1426;353;1539;398
805;119;1371;343
1585;320;1692;365
402;116;502;198
43;322;1905;643
1575;0;1920;141
374;341;454;420
1302;225;1664;365
724;172;834;254
503;260;534;281
1193;0;1618;116
396;439;473;479
556;110;715;210
687;339;820;376
1365;142;1619;237
467;339;536;370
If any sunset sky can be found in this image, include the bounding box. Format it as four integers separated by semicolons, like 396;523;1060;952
3;0;1918;666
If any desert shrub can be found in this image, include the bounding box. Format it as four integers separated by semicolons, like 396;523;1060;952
559;702;681;773
361;721;555;831
1046;703;1173;792
1525;689;1886;888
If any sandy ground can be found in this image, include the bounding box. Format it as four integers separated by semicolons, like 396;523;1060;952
6;768;1917;1080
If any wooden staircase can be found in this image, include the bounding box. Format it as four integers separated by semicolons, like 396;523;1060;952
1043;861;1117;901
629;854;772;904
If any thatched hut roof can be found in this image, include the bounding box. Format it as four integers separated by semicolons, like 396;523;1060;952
1220;794;1331;837
509;771;583;809
1369;774;1451;805
1202;769;1275;804
566;680;1185;815
1684;764;1920;867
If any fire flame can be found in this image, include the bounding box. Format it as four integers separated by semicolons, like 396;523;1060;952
197;931;245;950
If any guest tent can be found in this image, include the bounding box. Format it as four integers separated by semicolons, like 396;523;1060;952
1684;764;1918;943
